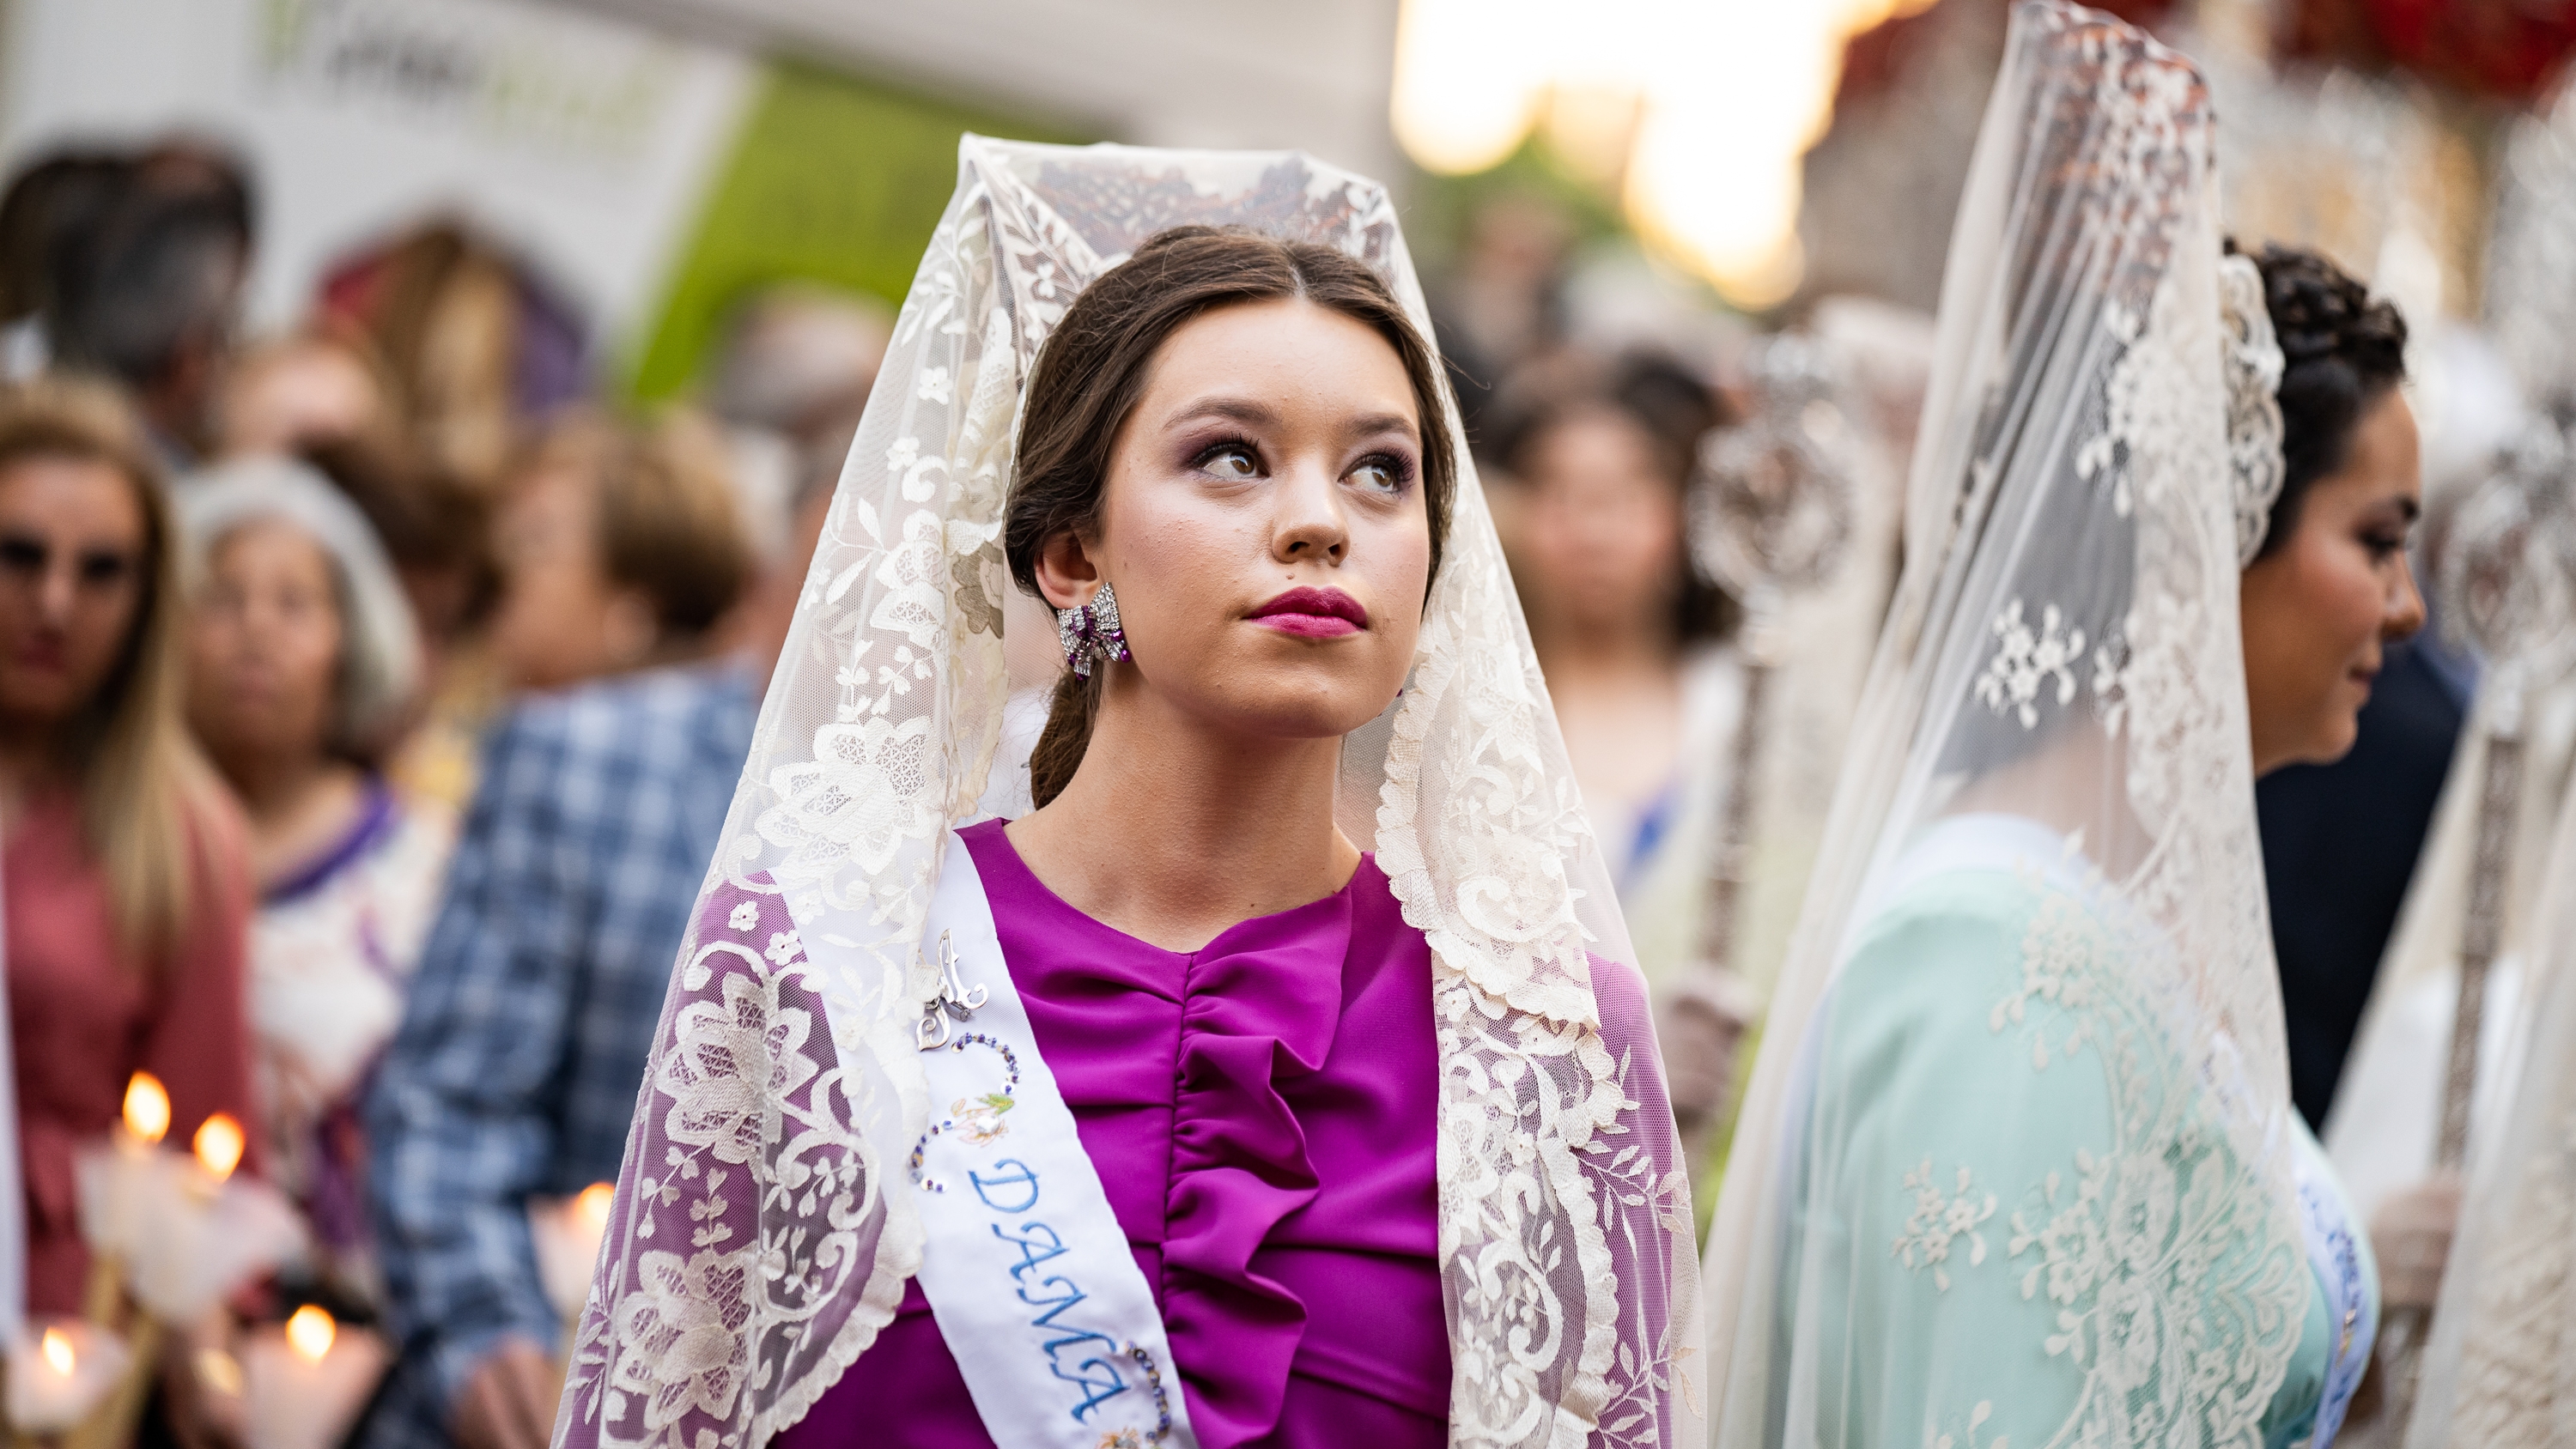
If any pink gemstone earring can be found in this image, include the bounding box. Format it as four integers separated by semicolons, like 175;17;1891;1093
1057;582;1132;679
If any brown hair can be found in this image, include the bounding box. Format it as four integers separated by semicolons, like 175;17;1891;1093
2233;240;2409;561
525;407;753;642
0;377;224;957
1004;226;1457;809
301;432;498;640
1480;349;1741;645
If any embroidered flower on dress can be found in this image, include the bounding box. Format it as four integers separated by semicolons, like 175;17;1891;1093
1895;1160;1998;1292
1974;598;2087;730
726;901;760;933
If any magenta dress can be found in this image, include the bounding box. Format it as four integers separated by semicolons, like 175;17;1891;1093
781;818;1450;1448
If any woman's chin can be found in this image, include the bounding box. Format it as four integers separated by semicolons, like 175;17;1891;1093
2297;712;2363;771
1194;675;1400;743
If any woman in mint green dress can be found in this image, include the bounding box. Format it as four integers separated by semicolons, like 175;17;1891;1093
1703;6;2427;1446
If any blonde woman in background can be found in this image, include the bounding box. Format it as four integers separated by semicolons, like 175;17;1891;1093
0;378;257;1440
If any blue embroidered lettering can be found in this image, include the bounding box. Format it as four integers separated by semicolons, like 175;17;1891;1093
1048;1350;1132;1421
989;1220;1070;1282
1020;1275;1086;1318
969;1158;1039;1213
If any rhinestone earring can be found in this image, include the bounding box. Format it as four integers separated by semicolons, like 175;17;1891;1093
1057;582;1131;679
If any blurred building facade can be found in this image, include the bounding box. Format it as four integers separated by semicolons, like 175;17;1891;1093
0;0;1399;397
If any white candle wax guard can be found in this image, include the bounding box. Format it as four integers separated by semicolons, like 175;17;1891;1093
529;1185;615;1323
125;1164;306;1323
241;1319;388;1449
5;1319;132;1434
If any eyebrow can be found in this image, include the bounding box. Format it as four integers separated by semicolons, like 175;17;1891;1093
1162;397;1421;445
1165;398;1279;432
1343;411;1421;444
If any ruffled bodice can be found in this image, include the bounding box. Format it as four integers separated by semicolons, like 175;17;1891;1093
780;818;1446;1448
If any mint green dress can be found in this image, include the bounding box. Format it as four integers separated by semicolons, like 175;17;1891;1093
1776;815;2378;1449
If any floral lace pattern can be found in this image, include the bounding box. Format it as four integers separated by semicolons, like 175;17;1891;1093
2437;1102;2576;1442
1990;884;2303;1445
2215;254;2287;565
555;139;1702;1449
1896;1163;1999;1292
1706;8;2308;1445
1974;599;2087;730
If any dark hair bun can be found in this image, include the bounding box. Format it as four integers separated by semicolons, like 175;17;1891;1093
2227;240;2408;559
2253;243;2407;380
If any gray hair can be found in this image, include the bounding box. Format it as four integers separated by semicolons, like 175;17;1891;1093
179;456;422;751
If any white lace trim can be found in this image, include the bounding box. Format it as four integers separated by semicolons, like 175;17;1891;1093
556;140;1701;1449
2217;253;2287;565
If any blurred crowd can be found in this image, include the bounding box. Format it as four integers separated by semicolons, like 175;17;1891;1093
0;135;893;1449
0;104;2504;1449
0;119;1926;1448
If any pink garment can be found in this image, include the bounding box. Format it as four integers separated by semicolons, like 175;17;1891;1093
4;787;260;1314
782;818;1448;1448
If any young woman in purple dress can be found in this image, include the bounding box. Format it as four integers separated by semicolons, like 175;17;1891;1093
554;143;1704;1449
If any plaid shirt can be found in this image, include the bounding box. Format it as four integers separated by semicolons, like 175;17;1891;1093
361;662;756;1449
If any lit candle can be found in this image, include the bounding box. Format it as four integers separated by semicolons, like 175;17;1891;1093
124;1075;170;1146
4;1320;132;1434
241;1307;388;1449
532;1182;617;1322
78;1092;305;1325
193;1113;246;1184
75;1073;176;1323
121;1115;302;1321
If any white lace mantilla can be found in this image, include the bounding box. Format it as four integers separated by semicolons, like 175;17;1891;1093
1705;7;2309;1446
553;139;1702;1449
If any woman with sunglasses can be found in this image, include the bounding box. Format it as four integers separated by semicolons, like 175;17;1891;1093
0;377;258;1409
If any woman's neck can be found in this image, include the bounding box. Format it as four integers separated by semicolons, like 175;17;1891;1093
0;717;70;825
218;749;371;891
1006;676;1357;954
1528;605;1675;686
1945;724;2151;878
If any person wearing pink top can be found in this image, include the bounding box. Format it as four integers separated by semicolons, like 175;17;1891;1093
0;378;258;1447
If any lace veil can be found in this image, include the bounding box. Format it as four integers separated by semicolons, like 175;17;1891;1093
1701;4;2306;1442
549;138;1704;1449
2398;76;2576;1447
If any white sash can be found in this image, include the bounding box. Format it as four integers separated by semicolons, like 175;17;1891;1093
910;832;1200;1449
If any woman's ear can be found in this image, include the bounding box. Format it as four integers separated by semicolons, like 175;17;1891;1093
1031;530;1102;612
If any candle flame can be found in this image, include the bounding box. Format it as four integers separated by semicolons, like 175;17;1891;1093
39;1327;73;1376
124;1073;171;1144
192;1113;246;1182
196;1348;245;1397
574;1182;616;1234
285;1306;336;1363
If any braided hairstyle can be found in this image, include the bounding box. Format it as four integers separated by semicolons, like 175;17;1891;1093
2235;241;2409;560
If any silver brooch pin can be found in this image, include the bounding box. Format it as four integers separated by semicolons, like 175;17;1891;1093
916;931;990;1050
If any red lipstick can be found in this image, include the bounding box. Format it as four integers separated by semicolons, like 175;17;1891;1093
1249;585;1367;638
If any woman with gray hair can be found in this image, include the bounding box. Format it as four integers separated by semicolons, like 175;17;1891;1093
180;454;454;1308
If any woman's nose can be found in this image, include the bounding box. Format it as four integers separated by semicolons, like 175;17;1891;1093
1271;461;1349;564
2386;555;2427;640
35;561;79;623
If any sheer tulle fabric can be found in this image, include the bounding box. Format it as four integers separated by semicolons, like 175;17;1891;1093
2404;762;2576;1442
2392;84;2576;1446
1701;5;2307;1445
548;139;1704;1449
